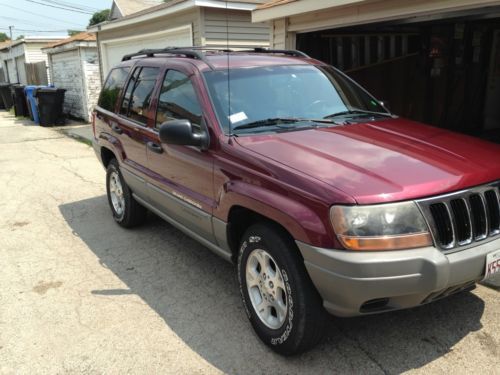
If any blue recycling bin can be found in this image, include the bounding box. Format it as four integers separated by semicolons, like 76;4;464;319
24;86;43;124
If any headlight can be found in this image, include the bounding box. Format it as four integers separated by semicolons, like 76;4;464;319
330;202;432;251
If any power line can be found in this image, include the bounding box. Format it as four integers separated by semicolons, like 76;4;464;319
0;27;70;33
0;4;84;27
39;0;100;13
24;0;94;14
0;15;80;31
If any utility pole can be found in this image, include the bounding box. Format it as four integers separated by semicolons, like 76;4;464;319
8;26;19;83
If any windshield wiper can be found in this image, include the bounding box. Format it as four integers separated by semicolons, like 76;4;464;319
324;109;392;119
232;117;332;131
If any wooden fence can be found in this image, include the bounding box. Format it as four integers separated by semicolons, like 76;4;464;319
25;62;48;85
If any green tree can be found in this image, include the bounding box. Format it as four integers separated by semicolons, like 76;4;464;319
68;30;83;36
0;32;10;42
16;35;24;40
88;9;110;27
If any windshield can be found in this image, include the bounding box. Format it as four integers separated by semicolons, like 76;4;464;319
203;64;389;134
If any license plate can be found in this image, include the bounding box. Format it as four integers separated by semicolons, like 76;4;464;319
484;250;500;280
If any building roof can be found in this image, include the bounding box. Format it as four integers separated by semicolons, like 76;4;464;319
89;0;265;32
44;32;96;49
0;41;11;50
253;0;371;22
113;0;163;17
0;36;66;51
257;0;297;10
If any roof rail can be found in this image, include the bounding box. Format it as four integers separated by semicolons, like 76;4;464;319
244;47;310;58
121;47;216;70
120;47;310;69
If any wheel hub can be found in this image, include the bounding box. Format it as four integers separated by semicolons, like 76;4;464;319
246;248;288;330
109;171;125;217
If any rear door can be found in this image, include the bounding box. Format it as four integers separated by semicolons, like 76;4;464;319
114;65;161;200
94;65;130;158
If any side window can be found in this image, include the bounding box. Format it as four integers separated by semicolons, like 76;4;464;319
98;67;130;112
156;70;202;129
120;67;159;125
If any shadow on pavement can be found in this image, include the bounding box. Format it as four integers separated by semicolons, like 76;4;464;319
59;195;485;374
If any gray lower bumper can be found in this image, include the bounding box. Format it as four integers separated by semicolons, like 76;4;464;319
296;239;499;317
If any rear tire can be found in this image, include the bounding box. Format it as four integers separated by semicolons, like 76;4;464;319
237;223;327;356
106;159;147;228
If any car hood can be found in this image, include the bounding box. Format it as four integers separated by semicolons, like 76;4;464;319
235;118;500;204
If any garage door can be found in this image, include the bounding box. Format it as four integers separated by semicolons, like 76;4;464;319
101;25;193;75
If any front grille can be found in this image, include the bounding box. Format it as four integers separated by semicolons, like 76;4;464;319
417;183;500;251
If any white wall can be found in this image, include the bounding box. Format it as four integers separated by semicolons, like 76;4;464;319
49;49;86;120
81;48;101;121
48;46;101;122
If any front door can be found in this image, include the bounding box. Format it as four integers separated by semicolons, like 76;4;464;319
145;69;216;242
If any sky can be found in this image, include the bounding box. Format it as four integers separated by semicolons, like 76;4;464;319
0;0;112;39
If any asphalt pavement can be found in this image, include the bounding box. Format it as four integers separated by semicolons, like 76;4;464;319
0;110;498;374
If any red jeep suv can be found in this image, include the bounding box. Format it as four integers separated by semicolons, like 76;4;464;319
93;47;500;355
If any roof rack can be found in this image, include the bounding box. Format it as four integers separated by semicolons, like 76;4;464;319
121;47;216;70
243;47;310;58
120;47;310;69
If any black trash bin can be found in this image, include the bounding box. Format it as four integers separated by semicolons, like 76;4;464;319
0;83;14;109
33;88;66;126
11;85;29;117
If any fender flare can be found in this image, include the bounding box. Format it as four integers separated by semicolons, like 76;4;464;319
216;181;333;247
98;132;125;163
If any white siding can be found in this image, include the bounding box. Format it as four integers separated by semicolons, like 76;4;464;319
98;8;200;77
25;43;51;83
203;7;270;48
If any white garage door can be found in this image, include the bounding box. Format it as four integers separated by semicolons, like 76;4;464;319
101;25;193;75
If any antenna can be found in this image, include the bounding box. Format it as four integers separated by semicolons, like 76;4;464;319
225;0;232;136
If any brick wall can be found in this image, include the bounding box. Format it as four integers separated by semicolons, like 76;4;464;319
81;48;101;121
48;46;101;122
50;49;87;120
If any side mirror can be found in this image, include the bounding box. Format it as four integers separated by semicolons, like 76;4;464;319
159;119;209;150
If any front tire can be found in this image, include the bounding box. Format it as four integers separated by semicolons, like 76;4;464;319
106;159;147;228
237;223;327;356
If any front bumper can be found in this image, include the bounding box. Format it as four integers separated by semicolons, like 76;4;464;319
296;238;499;317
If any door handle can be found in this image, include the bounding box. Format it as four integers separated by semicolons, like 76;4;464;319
147;141;163;154
111;123;123;135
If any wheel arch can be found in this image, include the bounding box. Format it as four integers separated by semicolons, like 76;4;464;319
100;146;116;168
219;182;333;261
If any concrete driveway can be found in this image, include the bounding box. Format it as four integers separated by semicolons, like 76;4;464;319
0;111;498;374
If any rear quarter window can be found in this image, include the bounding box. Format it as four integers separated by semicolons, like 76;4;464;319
98;67;130;112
